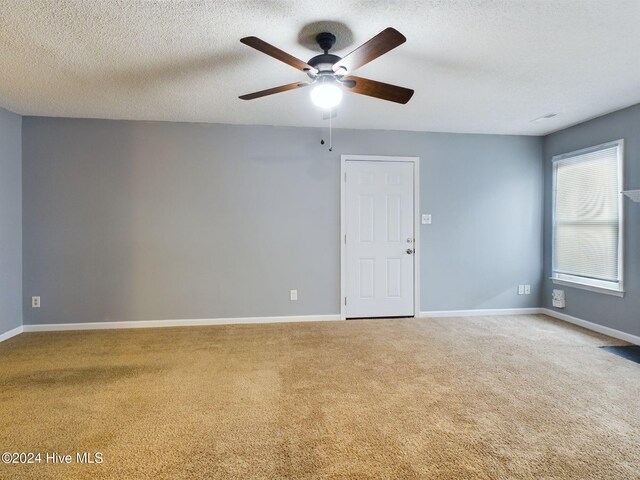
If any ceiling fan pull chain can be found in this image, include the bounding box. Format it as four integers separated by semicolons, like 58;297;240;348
329;111;333;152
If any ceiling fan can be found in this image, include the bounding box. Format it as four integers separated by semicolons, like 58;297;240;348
238;28;414;110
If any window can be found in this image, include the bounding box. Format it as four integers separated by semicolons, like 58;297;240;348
551;139;624;295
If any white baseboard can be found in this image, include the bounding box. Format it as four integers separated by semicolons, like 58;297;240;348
0;325;24;343
541;308;640;346
22;314;343;333
15;308;640;347
418;308;543;318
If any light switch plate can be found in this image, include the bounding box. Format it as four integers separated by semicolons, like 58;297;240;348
421;214;432;225
290;289;298;301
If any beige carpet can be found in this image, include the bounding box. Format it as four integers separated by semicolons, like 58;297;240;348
0;314;638;479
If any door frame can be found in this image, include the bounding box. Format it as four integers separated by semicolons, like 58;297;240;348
340;154;421;320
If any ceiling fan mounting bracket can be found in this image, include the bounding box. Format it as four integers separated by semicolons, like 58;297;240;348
315;32;337;53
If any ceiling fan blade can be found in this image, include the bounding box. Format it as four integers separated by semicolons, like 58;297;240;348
342;76;414;104
240;36;318;74
332;28;406;75
239;81;310;100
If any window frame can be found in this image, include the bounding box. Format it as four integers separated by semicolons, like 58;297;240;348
550;139;625;297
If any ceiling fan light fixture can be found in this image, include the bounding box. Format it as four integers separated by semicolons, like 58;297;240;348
239;28;414;106
310;79;343;110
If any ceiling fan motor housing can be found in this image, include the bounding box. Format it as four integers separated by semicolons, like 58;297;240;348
307;53;341;75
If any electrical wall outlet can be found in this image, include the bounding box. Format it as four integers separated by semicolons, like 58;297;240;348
421;214;432;225
290;289;298;301
518;285;524;295
524;285;531;295
32;296;41;308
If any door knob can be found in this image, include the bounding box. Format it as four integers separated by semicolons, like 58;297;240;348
406;248;414;255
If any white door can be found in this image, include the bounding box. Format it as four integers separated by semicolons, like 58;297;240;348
345;160;415;318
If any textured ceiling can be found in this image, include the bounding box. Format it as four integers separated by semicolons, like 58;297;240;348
1;0;640;135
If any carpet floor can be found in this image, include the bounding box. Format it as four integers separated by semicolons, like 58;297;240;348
0;314;639;479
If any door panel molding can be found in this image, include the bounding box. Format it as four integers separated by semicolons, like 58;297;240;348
340;155;420;319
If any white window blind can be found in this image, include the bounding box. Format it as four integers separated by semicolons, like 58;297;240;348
552;140;624;293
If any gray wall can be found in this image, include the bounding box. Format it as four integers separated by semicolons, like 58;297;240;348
543;104;640;337
0;107;22;334
22;117;543;325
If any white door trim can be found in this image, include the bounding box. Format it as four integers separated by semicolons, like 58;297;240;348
340;154;420;320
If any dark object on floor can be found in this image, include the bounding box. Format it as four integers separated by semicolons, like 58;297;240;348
600;345;640;364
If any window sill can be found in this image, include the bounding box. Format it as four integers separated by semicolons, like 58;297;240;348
550;277;624;297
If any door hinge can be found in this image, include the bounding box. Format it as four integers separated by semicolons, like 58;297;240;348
344;234;347;244
344;297;347;306
344;172;347;182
